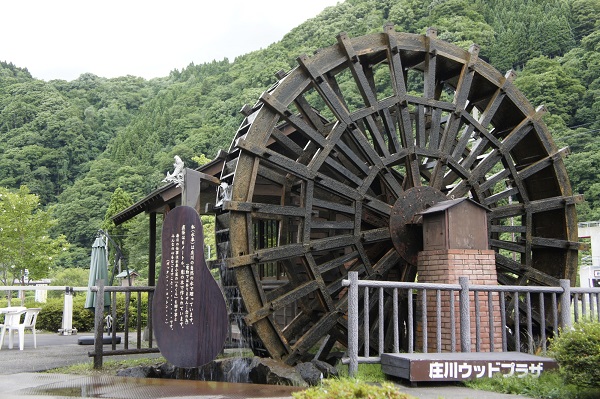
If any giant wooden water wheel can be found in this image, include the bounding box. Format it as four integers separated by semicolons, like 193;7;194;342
213;26;581;364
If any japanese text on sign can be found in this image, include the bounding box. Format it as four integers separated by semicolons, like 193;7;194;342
429;361;545;379
164;224;196;330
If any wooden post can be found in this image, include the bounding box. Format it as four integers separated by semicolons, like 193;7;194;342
149;212;156;287
93;279;105;369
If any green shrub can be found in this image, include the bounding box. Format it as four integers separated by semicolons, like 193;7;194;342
108;292;150;331
292;379;414;399
72;296;97;331
34;296;95;332
71;291;150;332
466;370;600;399
36;297;69;332
551;321;600;388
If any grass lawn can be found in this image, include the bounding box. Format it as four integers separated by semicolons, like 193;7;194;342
46;356;167;376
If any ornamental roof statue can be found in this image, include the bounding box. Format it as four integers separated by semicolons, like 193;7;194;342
162;155;185;187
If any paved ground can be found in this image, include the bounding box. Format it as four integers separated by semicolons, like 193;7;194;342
0;333;84;373
0;332;161;374
0;333;531;399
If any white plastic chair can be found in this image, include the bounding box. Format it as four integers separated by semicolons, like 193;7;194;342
0;307;27;335
0;308;41;350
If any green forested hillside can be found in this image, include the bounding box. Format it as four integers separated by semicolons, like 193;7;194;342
1;0;599;277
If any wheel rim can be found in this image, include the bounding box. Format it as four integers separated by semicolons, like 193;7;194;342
217;26;580;364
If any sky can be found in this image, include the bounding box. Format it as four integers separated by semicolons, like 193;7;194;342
1;0;341;82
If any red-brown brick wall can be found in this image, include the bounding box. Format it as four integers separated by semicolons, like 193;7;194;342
416;249;503;352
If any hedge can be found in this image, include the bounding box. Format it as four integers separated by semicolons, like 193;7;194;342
551;321;600;388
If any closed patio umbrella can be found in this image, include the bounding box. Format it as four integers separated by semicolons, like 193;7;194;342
84;236;111;310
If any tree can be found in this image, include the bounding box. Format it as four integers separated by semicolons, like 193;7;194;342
101;187;134;264
570;0;600;40
387;0;430;33
425;0;495;51
201;215;216;261
478;0;577;71
120;214;155;283
0;186;68;285
48;267;89;297
52;174;112;250
1;0;599;280
101;187;133;237
514;56;585;125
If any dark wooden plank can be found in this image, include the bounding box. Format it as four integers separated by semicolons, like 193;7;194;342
152;206;228;368
310;234;358;252
531;236;583;249
490;225;528;233
379;107;402;154
236;138;313;181
517;147;569;180
415;104;426;147
381;352;558;382
361;227;391;243
226;243;306;268
313;198;355;214
479;168;511;192
371;248;402;275
311;220;355;230
337;32;378;107
318;251;360;274
270;127;304;158
323;157;364;186
330;129;365;169
489;195;584;220
222;200;305;217
314;173;362;201
482;187;520;206
260;92;327;148
296;54;352;126
495;253;559;286
245;280;319;324
490;238;526;253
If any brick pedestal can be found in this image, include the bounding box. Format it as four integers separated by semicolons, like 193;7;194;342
417;249;502;352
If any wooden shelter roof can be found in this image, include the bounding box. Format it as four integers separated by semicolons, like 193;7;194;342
111;153;225;226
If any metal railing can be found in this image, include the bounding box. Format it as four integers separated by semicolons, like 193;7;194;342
89;280;158;368
580;255;600;267
342;271;600;376
578;221;600;228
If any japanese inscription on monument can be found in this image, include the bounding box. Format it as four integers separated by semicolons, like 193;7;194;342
152;205;228;368
163;223;196;330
